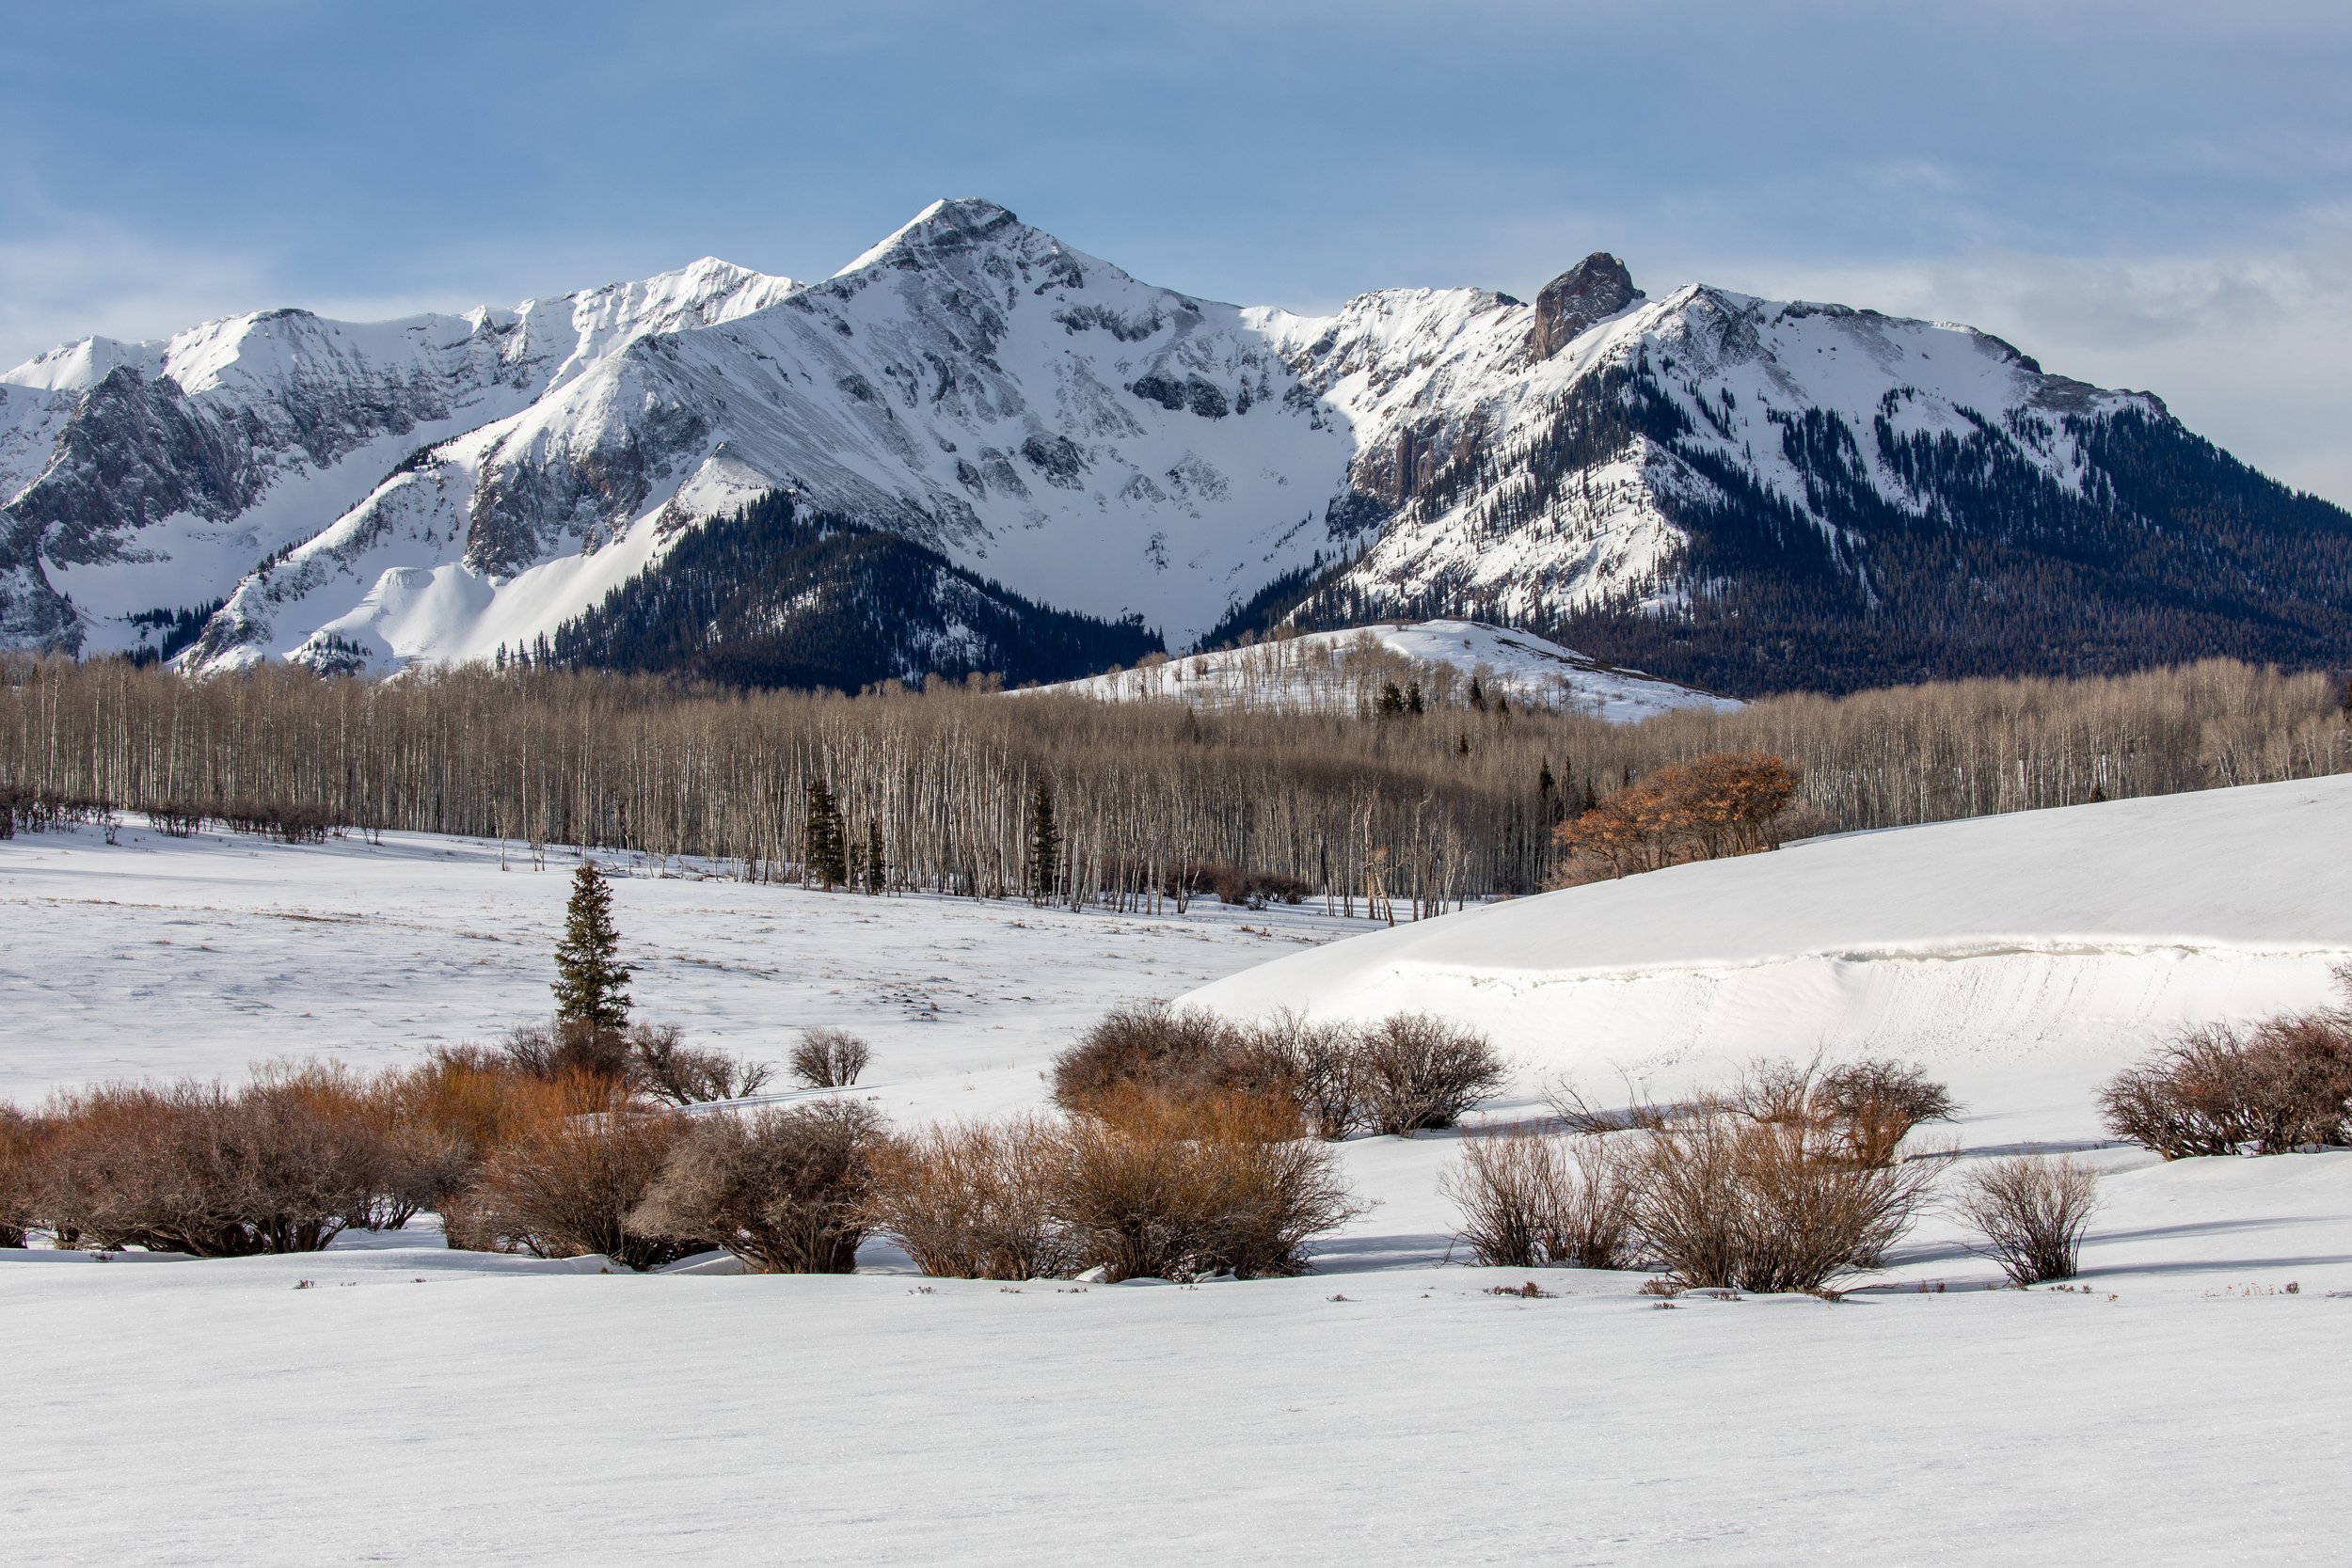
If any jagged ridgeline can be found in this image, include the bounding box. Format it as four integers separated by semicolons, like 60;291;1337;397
539;493;1160;691
10;198;2352;695
1281;358;2352;695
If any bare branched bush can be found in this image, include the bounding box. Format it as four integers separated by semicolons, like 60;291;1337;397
1357;1014;1506;1135
1442;1124;1639;1268
1050;1004;1294;1118
498;1020;771;1106
2100;1016;2352;1158
1633;1111;1944;1291
630;1024;773;1105
1542;1077;1671;1135
1248;1010;1367;1140
1055;1087;1364;1280
453;1089;698;1270
501;1020;637;1084
1816;1058;1962;1166
32;1069;389;1256
629;1101;885;1273
864;1114;1079;1279
1728;1055;1957;1167
1955;1156;2100;1284
0;1104;40;1247
790;1028;873;1090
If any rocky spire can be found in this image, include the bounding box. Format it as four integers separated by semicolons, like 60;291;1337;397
1526;252;1642;359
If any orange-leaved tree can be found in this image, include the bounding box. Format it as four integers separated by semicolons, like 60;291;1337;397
1550;752;1799;883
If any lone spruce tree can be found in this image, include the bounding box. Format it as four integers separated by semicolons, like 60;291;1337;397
552;861;631;1027
804;779;849;890
1027;777;1061;905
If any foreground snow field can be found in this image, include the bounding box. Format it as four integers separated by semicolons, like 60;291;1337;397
5;782;2351;1565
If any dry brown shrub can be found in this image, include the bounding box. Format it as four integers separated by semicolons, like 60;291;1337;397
628;1100;885;1273
2100;1016;2352;1158
1050;1004;1295;1117
501;1020;637;1084
1633;1110;1944;1291
453;1087;698;1270
33;1070;389;1256
863;1114;1079;1279
1955;1156;2101;1284
1441;1124;1639;1269
1055;1086;1363;1280
1248;1010;1367;1140
1542;1076;1672;1135
0;1104;41;1247
1729;1055;1957;1168
1815;1059;1962;1166
789;1028;873;1090
631;1024;773;1105
1357;1014;1506;1135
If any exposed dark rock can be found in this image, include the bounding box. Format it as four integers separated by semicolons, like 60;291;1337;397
1021;433;1088;488
1129;372;1230;419
1526;252;1643;359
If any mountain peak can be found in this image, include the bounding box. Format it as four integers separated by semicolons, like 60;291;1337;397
1528;251;1643;358
834;198;1026;277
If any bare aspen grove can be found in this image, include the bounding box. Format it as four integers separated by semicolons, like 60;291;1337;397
2;654;2344;910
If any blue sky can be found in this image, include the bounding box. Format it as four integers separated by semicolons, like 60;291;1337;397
6;0;2349;500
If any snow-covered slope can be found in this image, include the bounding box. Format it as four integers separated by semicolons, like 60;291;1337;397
1036;618;1739;721
0;259;798;655
1187;774;2352;1141
8;198;2344;691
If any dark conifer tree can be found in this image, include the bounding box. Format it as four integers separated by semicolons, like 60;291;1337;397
864;817;885;895
804;779;849;889
1375;681;1406;717
1406;682;1425;715
1028;777;1061;905
552;861;631;1027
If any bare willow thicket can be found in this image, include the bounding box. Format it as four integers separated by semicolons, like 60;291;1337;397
2;654;2344;909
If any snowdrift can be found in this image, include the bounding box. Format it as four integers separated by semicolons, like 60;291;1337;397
1185;776;2352;1135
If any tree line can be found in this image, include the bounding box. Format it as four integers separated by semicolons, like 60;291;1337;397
2;653;2344;913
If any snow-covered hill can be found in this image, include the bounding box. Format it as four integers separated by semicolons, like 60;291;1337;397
1186;774;2352;1142
1035;618;1739;722
8;198;2349;691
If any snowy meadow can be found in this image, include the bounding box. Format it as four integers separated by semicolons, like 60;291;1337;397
5;784;2350;1566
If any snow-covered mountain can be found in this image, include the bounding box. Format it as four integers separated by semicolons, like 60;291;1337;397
0;258;799;655
1034;619;1739;723
6;198;2347;693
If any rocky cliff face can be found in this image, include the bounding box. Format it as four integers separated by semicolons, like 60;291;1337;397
8;200;2349;695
